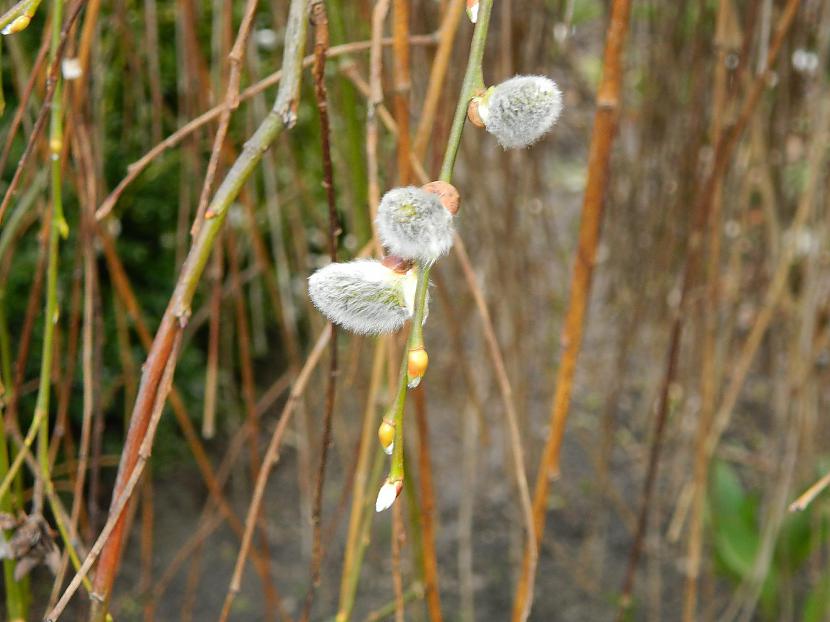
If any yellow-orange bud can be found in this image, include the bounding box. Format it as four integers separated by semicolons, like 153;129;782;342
378;420;395;453
2;14;31;36
407;348;429;380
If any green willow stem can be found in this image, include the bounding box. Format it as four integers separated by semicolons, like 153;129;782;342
0;294;11;401
0;35;5;116
388;345;408;482
35;0;66;494
0;170;44;622
407;265;429;350
16;0;91;601
88;3;310;619
12;0;92;602
385;0;493;491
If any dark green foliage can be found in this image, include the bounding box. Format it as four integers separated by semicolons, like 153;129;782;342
709;461;829;621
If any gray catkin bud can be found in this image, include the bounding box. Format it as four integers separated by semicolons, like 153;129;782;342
478;75;562;149
376;187;454;264
308;260;418;335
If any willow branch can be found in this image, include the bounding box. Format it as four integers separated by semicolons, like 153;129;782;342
82;1;311;619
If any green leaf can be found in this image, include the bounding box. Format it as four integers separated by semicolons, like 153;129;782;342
710;460;747;518
803;572;830;622
775;509;814;573
709;461;760;580
760;566;779;619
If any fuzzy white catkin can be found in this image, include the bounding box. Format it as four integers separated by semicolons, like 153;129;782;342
376;187;454;264
308;260;417;335
479;75;562;149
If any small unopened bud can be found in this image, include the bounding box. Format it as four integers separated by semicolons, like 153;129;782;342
477;76;563;149
308;260;418;334
375;479;403;512
407;348;428;388
466;0;479;23
421;181;460;216
376;187;455;264
378;419;395;455
2;14;30;36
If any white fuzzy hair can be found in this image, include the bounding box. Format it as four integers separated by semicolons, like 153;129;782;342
376;187;454;264
479;75;562;149
308;260;418;335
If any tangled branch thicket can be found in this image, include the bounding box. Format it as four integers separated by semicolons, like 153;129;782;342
0;0;828;621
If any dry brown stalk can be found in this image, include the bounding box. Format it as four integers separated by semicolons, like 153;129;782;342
454;235;537;622
0;0;87;226
618;0;802;615
148;375;291;620
95;225;281;607
683;1;734;617
218;326;331;621
142;0;163;143
790;471;830;513
47;114;101;609
431;269;488;441
300;3;341;619
335;340;387;622
512;1;633;619
201;245;223;439
0;33;50;185
191;0;258;236
703;84;827;492
93;33;440;222
413;386;443;622
340;48;534;619
46;332;185;622
412;0;465;162
227;229;280;617
392;0;412;185
393;2;443;618
84;2;312;616
392;500;406;622
365;0;391;250
339;62;431;185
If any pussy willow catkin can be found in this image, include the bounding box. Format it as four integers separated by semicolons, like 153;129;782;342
308;259;417;335
376;186;455;264
476;75;562;149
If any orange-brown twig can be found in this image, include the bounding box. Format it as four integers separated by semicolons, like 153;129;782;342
83;2;311;617
512;1;633;620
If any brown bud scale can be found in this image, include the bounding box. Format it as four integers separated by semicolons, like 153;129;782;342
421;181;461;216
380;254;414;274
467;98;486;128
